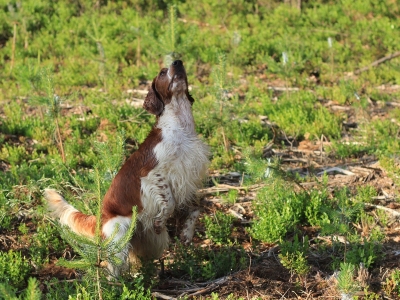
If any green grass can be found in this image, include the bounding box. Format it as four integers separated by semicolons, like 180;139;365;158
0;0;400;298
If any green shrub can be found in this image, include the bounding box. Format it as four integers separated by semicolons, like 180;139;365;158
279;234;310;277
0;251;31;288
250;177;308;243
337;263;359;297
203;211;235;245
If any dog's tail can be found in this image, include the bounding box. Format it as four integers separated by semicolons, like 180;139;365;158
44;188;97;238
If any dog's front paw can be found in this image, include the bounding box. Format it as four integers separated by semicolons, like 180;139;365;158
179;209;200;244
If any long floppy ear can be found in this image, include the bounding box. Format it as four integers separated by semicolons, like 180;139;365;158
143;80;164;115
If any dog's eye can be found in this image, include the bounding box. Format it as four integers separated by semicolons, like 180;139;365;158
160;71;166;76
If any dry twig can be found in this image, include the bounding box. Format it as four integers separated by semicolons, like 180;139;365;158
198;183;265;196
354;51;400;75
364;203;400;220
151;292;177;300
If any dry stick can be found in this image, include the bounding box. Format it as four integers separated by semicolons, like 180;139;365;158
354;51;400;75
55;118;66;163
151;292;176;300
198;183;265;196
184;276;230;298
221;128;229;152
364;203;400;220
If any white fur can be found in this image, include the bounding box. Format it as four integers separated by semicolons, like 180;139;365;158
180;209;200;244
45;67;209;277
44;189;83;234
102;216;132;276
136;91;209;253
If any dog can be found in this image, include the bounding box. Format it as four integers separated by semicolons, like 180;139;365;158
44;60;210;276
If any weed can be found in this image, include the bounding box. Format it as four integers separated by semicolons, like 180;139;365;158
29;220;66;268
336;263;359;299
380;156;400;190
279;234;310;278
0;144;29;166
390;270;400;296
18;223;29;235
203;211;235;245
353;185;377;204
250;177;308;243
222;189;239;205
0;251;31;288
0;101;32;136
169;241;246;281
0;277;42;300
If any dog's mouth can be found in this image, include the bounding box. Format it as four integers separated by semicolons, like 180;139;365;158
167;60;186;91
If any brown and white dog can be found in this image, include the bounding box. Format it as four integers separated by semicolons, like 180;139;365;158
44;60;209;276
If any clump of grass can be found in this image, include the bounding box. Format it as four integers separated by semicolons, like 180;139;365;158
263;91;342;141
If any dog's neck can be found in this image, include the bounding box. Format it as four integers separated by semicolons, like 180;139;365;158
156;93;195;135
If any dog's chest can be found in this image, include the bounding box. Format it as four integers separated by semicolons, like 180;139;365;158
145;101;209;205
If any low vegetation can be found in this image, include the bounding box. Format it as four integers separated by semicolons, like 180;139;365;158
0;0;400;299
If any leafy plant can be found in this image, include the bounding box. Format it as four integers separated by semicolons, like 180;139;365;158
203;211;235;245
250;177;307;243
0;251;31;288
29;220;66;268
0;277;41;300
336;263;359;299
279;234;310;277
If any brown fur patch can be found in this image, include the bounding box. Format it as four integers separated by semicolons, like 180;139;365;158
101;127;162;223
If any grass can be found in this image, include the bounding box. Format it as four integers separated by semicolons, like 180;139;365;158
0;0;400;298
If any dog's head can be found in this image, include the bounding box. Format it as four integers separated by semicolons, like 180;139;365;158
143;60;194;116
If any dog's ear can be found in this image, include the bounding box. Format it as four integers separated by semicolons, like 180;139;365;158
143;80;164;115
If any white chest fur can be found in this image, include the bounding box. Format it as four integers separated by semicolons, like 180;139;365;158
139;95;209;231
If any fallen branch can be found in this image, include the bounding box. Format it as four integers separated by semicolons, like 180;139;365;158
354;51;400;75
317;167;355;176
153;274;236;298
364;203;400;220
151;292;177;300
184;276;230;298
386;102;400;107
317;235;349;244
198;183;265;196
267;86;300;92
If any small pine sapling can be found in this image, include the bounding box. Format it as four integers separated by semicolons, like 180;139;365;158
54;133;138;299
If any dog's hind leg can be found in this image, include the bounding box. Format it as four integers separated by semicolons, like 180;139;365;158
102;216;133;278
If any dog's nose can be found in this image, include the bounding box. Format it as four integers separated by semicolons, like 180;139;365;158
172;60;182;66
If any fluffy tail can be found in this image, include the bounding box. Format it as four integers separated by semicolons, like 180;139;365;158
44;189;97;238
